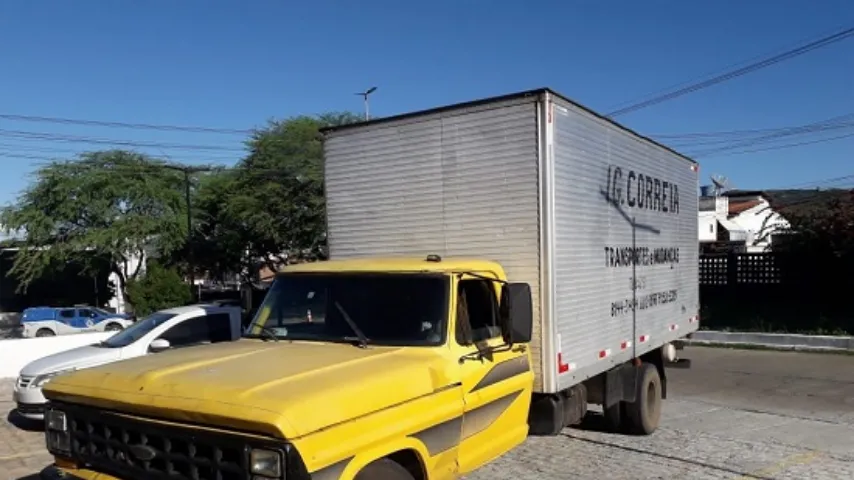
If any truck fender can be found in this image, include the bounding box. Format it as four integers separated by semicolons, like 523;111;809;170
333;438;430;480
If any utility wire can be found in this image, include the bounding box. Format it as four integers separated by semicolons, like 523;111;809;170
604;23;854;114
606;25;854;117
0;128;246;153
0;113;254;135
691;131;854;158
654;114;854;142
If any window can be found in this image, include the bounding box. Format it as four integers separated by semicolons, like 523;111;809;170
247;273;449;346
205;313;235;343
78;309;94;318
59;309;75;319
159;313;234;348
100;312;177;348
455;279;501;345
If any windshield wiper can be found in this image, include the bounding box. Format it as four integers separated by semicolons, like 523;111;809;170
249;325;280;342
334;301;369;349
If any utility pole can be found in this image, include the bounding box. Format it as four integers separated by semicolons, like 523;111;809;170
163;163;209;300
183;169;195;294
355;86;377;120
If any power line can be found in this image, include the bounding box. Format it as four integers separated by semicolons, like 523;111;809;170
604;24;854;114
0;113;254;135
775;173;854;189
653;114;854;141
689;130;854;158
606;25;854;117
0;128;246;153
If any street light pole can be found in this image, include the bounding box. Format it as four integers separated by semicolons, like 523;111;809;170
355;86;377;120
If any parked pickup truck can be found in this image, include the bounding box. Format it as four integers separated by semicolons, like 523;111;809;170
14;304;242;420
20;306;133;338
39;89;699;480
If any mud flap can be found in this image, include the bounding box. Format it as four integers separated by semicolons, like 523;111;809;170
603;363;638;408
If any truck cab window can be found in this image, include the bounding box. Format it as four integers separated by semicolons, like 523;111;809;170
456;279;501;345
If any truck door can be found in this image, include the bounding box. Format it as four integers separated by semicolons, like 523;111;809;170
452;276;534;474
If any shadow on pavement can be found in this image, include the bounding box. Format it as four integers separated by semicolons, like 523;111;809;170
572;411;614;434
6;408;44;432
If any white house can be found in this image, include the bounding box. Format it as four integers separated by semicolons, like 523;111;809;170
698;190;791;253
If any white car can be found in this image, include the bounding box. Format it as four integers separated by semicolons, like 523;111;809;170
13;304;241;420
19;306;135;338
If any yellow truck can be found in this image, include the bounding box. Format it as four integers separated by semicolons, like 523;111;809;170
40;89;699;480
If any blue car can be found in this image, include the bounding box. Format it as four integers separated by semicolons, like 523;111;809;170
19;306;134;338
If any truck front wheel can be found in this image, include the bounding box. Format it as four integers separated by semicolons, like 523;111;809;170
624;362;662;435
355;459;415;480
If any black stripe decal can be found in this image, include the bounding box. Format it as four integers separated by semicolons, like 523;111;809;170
469;356;530;393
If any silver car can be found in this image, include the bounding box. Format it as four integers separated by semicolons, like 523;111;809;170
13;304;241;420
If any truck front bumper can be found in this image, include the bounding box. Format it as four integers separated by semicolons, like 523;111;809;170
40;465;102;480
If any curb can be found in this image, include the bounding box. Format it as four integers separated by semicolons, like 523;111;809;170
685;331;854;353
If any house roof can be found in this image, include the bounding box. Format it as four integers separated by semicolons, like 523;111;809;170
729;199;763;215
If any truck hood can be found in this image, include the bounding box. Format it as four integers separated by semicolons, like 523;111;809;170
20;344;122;377
44;340;455;439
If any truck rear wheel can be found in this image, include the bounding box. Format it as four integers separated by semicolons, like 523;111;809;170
624;363;662;435
355;458;415;480
36;328;55;337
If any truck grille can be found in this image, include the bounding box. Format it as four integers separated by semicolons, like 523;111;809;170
61;404;251;480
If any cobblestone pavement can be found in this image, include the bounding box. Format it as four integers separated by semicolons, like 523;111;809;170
2;346;853;479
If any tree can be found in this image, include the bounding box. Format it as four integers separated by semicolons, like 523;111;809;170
125;262;193;316
194;112;362;280
777;189;854;256
0;150;188;306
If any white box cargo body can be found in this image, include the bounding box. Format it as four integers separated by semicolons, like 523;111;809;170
322;88;699;394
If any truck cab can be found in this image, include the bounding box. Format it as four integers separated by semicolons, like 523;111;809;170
41;257;536;480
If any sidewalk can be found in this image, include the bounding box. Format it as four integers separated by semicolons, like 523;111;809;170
687;330;854;353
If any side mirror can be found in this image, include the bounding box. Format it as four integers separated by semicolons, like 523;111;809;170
149;338;171;352
500;283;534;344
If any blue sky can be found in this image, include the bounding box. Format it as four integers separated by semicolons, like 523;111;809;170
0;0;852;205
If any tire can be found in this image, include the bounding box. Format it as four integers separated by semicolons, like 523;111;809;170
105;323;123;332
36;328;55;337
355;459;415;480
624;363;662;435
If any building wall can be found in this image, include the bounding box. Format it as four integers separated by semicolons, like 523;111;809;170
729;201;791;252
699;211;718;242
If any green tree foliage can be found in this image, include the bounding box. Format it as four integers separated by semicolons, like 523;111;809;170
778;190;854;257
125;262;193;316
0;150;188;303
195;112;362;279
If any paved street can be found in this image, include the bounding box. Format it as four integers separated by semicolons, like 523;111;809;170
2;346;853;479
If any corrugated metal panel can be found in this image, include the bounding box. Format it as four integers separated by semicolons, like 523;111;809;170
324;97;547;389
550;97;699;391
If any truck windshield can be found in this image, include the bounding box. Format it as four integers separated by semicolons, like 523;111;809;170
245;273;449;346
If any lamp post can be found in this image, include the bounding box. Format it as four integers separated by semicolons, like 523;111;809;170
355;86;377;120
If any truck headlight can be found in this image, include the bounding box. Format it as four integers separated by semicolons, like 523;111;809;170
45;409;71;454
249;448;283;478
